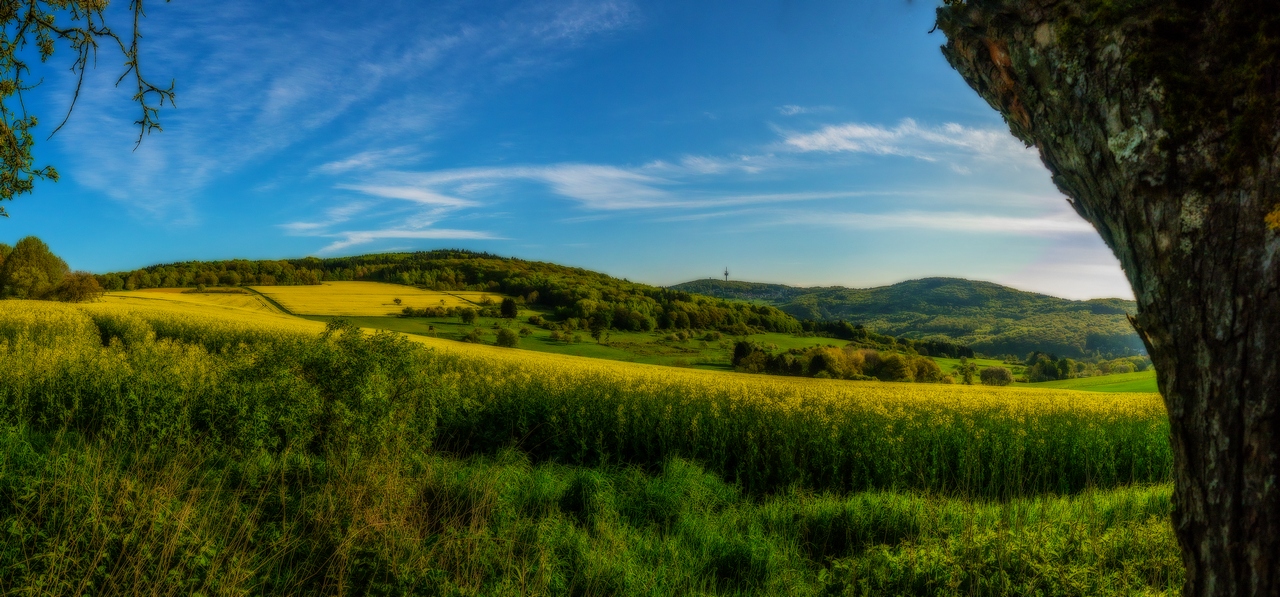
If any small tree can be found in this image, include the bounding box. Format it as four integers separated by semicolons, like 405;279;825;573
980;366;1013;387
500;297;518;319
496;328;519;348
459;308;478;324
393;297;402;306
956;357;979;386
0;236;68;299
55;271;104;303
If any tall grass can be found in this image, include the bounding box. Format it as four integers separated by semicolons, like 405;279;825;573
0;432;1180;596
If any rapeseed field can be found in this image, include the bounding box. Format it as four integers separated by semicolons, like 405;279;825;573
0;299;1180;595
252;280;509;315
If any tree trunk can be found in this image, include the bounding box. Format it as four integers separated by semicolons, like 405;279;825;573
935;2;1280;595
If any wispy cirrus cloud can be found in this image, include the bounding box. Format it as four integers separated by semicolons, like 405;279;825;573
320;228;501;253
781;118;1039;168
776;104;830;116
315;147;418;175
775;208;1095;236
51;0;638;221
376;163;885;212
335;184;478;208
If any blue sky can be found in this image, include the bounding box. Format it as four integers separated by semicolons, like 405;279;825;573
1;0;1132;299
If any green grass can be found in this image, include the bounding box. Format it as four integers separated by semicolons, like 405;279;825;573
301;313;859;371
0;432;1180;596
932;356;1021;375
1025;370;1159;393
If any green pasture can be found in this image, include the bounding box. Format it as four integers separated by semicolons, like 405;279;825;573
301;312;856;371
932;356;1021;375
1025;370;1159;393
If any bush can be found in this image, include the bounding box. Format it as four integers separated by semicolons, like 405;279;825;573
55;271;105;303
496;328;519;348
500;297;518;318
459;308;478;324
981;366;1014;386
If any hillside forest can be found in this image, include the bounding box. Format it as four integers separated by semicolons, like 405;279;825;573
674;278;1146;359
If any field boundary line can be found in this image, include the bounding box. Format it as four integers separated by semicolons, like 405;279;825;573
243;287;296;315
438;290;483;306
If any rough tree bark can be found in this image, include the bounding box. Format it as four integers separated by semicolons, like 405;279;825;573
936;1;1280;595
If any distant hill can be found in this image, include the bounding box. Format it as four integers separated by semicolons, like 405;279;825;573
97;250;801;335
671;277;1144;359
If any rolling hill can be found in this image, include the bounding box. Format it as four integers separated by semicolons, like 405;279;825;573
98;250;1143;359
672;277;1145;359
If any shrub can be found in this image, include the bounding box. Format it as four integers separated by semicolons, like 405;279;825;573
496;328;519;348
981;366;1014;386
55;271;105;303
459;308;478;324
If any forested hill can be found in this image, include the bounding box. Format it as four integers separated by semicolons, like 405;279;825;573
97;250;800;334
672;277;1144;359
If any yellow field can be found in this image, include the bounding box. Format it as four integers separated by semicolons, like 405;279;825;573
0;296;1171;497
249;281;511;316
72;289;1166;417
49;292;1166;420
104;288;288;317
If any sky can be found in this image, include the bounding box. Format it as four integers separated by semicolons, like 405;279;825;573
0;0;1133;300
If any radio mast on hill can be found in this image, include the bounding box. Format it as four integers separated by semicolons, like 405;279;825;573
724;267;729;282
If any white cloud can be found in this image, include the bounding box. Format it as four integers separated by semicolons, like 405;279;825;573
530;0;638;42
315;147;417;175
995;237;1134;300
320;228;501;253
776;105;830;116
337;184;477;208
782;118;1040;168
536;164;671;209
781;209;1096;236
280;201;375;234
382;164;892;212
51;0;637;222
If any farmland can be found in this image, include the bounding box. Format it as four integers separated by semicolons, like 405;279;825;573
0;296;1179;594
252;280;509;316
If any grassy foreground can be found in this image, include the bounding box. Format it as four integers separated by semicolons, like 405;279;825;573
0;299;1180;595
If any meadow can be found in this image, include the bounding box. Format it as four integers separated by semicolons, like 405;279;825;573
1025;370;1160;393
0;297;1180;595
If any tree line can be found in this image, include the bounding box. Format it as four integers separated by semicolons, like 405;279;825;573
731;341;949;383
